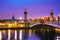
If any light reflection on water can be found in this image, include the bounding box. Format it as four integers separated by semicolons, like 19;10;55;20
8;30;10;40
15;30;17;40
28;33;40;40
0;29;59;40
29;29;32;36
0;31;2;40
19;30;22;40
56;36;60;40
27;29;40;40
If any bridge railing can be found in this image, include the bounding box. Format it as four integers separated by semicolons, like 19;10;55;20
44;21;60;28
29;22;41;27
29;21;60;28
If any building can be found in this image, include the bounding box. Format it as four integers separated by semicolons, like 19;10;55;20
12;15;16;21
50;10;54;22
24;9;28;27
58;14;60;22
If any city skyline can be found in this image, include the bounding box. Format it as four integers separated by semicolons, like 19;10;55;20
0;0;60;19
0;9;60;20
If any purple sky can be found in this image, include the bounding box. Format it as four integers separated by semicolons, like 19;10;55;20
0;0;60;19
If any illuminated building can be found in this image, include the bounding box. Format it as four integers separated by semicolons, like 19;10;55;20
58;14;60;25
0;15;25;27
50;10;54;22
44;17;47;22
47;17;50;21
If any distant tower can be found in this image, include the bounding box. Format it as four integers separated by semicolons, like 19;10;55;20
12;15;15;21
24;9;27;27
50;10;54;21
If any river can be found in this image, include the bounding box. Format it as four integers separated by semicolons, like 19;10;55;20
0;29;60;40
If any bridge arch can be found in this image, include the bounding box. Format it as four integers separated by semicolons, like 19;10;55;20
29;22;60;28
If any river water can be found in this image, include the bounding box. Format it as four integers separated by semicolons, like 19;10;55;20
0;29;60;40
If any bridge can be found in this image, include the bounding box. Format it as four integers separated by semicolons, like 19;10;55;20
29;22;60;28
0;22;60;40
0;22;60;30
29;22;60;40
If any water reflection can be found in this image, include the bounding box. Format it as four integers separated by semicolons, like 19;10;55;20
0;29;59;40
28;29;40;40
8;30;10;40
15;30;17;40
0;31;2;40
56;36;60;40
19;30;22;40
29;29;32;36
